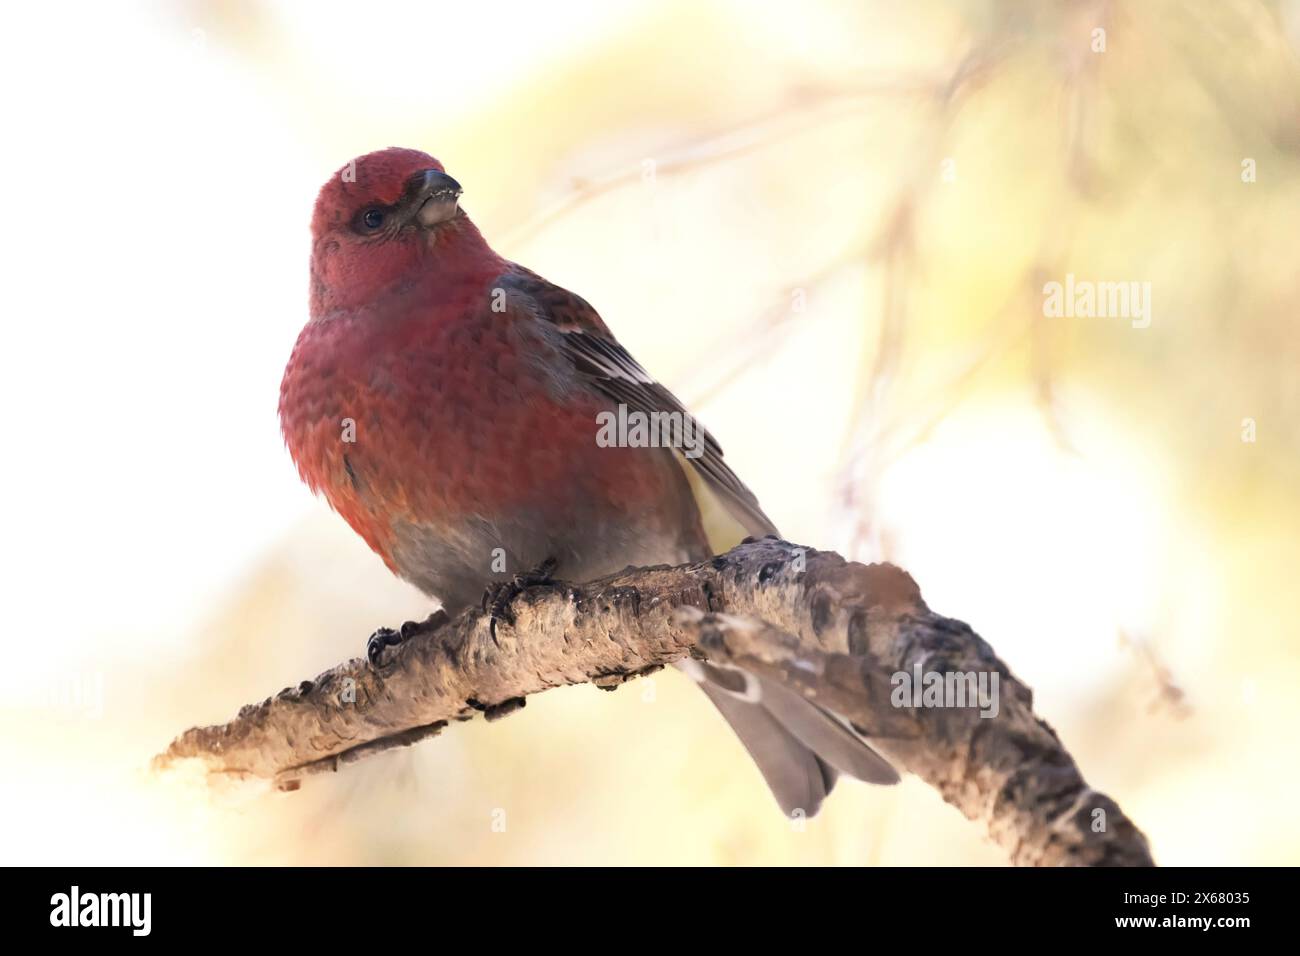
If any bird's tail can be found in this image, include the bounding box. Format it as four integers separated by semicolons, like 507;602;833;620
679;659;898;816
677;461;899;816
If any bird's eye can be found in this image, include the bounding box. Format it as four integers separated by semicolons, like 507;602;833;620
362;208;386;230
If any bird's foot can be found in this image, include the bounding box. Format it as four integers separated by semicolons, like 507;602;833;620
366;609;449;667
483;557;558;639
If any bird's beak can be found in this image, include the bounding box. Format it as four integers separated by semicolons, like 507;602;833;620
412;169;463;227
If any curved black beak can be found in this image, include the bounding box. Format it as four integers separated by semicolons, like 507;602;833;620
412;169;462;227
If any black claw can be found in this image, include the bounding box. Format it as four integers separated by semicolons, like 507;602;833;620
366;627;401;666
483;557;559;639
368;610;449;666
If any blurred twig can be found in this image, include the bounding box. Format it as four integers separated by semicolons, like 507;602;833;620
500;75;946;251
1118;629;1192;719
681;247;865;407
156;538;1154;867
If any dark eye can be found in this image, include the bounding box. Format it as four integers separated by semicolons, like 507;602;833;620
361;208;385;230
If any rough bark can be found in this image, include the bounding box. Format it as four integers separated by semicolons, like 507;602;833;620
154;537;1154;866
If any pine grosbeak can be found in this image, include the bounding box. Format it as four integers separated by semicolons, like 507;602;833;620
279;148;898;816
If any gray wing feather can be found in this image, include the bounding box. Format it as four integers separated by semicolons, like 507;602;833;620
498;267;777;537
560;330;779;538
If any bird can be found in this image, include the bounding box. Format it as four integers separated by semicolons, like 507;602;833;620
279;147;899;817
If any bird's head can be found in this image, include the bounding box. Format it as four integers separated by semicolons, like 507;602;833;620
309;147;496;314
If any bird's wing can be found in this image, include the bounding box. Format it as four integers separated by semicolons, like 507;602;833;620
497;266;778;540
495;266;900;814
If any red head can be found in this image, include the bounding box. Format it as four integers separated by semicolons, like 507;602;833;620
309;147;500;315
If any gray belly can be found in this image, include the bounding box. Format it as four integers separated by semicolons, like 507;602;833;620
389;501;707;614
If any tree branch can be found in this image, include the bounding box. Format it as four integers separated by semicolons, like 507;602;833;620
154;538;1153;866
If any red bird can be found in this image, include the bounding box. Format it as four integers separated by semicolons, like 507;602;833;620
280;147;897;816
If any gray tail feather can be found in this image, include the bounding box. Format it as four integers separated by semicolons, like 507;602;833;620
694;678;838;817
680;661;899;818
753;673;900;786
